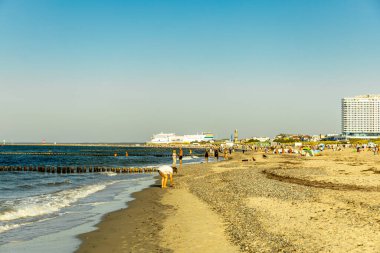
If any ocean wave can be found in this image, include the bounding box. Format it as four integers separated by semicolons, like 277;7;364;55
13;180;72;190
0;187;14;191
99;172;117;177
0;206;15;215
18;184;34;189
0;183;111;222
0;223;23;233
0;216;55;234
45;180;72;186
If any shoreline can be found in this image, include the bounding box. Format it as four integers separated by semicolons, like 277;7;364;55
75;150;380;252
75;177;168;253
75;163;239;253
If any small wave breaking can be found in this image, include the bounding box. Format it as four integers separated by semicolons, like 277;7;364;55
0;223;23;233
0;183;111;222
99;172;117;177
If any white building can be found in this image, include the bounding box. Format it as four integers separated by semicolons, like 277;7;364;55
342;95;380;139
147;133;182;144
149;132;214;144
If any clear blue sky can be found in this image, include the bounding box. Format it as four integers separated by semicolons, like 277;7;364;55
1;0;380;142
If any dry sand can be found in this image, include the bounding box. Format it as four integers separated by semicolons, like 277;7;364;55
76;149;380;253
160;189;240;253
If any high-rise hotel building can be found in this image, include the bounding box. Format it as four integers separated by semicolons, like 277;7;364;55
342;95;380;139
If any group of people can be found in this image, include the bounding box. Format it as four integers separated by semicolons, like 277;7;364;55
159;146;231;188
356;144;379;155
204;146;232;162
171;147;185;167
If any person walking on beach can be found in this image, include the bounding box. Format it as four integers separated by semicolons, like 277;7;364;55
172;150;177;166
214;149;219;161
157;165;177;188
204;149;209;163
374;146;379;155
179;147;183;167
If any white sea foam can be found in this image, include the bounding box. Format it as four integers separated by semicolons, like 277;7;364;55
0;216;56;234
0;223;22;233
99;171;117;176
0;183;111;222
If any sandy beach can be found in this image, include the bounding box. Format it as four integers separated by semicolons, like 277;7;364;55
76;149;380;253
4;1;380;252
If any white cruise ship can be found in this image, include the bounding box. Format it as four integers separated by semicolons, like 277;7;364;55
149;132;214;144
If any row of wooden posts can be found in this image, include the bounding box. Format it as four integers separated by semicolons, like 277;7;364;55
0;165;158;174
0;152;111;156
0;152;201;157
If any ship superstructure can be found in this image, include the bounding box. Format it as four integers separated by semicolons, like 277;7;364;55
150;132;214;144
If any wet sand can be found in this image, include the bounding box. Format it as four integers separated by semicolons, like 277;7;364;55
76;149;380;253
76;182;169;253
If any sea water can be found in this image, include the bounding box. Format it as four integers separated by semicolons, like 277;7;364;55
0;145;203;253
